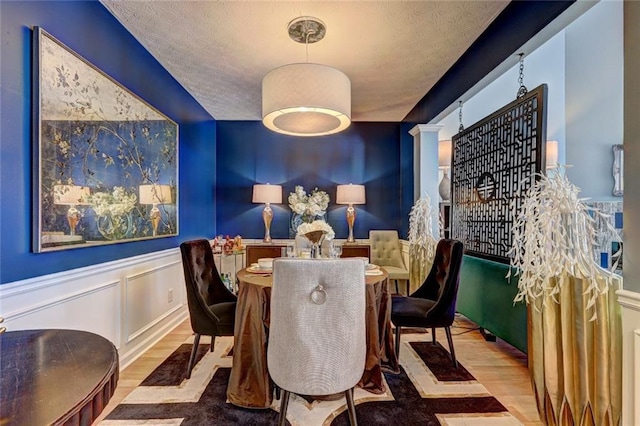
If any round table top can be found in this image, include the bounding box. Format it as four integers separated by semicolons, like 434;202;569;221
238;264;387;287
0;329;118;425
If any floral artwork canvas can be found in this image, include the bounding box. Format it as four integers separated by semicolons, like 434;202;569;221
33;27;178;252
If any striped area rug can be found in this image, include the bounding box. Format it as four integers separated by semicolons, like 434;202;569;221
101;332;520;425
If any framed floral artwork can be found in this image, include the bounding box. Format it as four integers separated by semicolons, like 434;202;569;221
32;27;178;252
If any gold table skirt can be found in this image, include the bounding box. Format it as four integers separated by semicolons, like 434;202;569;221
529;273;622;425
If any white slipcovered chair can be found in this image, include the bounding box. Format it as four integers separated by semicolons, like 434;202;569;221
267;258;366;426
369;230;410;295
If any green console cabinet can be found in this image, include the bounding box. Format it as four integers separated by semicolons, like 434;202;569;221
457;255;527;353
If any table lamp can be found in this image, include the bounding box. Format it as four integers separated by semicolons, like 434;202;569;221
139;184;173;236
438;140;452;201
252;183;282;243
53;185;90;236
336;183;365;243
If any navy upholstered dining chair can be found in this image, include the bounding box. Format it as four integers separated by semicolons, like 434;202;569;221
391;239;464;368
179;239;237;379
267;258;367;426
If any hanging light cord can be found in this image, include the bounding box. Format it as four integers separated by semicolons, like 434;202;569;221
458;100;464;133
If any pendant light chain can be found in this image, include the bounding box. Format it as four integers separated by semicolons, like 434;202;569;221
458;100;464;133
516;53;528;99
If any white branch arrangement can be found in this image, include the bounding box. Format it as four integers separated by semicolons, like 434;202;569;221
408;194;438;264
509;169;615;319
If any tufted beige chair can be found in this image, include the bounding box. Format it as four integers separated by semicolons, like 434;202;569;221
369;230;410;295
267;258;366;426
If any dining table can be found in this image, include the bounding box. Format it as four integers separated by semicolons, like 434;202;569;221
226;264;399;409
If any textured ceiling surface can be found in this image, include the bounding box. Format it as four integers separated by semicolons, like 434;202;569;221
101;1;508;122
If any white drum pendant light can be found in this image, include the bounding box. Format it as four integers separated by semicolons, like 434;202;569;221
262;17;351;137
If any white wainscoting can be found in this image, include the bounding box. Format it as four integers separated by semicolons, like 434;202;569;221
0;247;188;369
617;289;640;426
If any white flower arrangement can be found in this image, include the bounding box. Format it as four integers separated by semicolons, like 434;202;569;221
297;220;335;240
288;185;329;217
85;186;137;217
508;169;614;319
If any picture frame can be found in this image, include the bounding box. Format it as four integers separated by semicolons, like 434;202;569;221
32;27;179;252
612;144;623;197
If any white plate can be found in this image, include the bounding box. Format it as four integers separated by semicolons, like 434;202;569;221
367;263;379;270
365;269;384;276
246;266;272;274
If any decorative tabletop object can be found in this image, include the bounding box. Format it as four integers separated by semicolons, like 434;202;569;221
288;185;329;236
297;220;334;258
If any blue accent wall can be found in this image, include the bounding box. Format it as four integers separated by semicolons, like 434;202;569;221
0;1;216;284
216;121;404;240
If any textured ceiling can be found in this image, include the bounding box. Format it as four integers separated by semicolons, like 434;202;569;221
101;1;509;122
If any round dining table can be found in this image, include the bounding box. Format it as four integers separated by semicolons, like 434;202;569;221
226;265;399;409
0;329;118;425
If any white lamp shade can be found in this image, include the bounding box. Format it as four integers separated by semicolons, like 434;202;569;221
139;184;173;205
252;184;282;204
53;185;89;205
262;63;351;137
336;184;366;205
438;140;452;168
546;140;559;168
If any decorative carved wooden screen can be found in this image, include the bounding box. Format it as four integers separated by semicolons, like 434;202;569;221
451;84;548;263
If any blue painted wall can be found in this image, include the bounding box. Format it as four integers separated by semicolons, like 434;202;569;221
216;121;405;240
0;1;216;284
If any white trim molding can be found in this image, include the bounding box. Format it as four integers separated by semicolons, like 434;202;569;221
0;247;188;369
616;289;640;425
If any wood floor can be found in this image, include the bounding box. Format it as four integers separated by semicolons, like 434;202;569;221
97;315;542;425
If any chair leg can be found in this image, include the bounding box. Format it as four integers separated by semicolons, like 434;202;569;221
210;335;215;352
405;280;410;296
278;390;290;426
274;384;281;401
394;279;399;294
395;326;401;359
432;327;436;344
345;387;358;426
186;333;201;379
445;326;458;368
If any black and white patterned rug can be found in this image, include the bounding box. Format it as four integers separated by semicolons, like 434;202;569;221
102;333;519;425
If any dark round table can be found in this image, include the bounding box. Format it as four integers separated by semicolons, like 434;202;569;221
0;329;118;426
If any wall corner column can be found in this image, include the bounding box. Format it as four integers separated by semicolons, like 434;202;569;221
409;124;443;237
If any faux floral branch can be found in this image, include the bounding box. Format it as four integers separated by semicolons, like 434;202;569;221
508;169;615;319
288;185;329;217
408;194;438;262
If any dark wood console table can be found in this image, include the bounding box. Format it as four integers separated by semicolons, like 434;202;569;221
341;243;370;259
0;329;118;425
246;244;286;265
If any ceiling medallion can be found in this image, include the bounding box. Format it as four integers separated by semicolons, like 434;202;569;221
262;16;351;137
287;17;326;44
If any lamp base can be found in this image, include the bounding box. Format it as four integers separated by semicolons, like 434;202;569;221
439;169;451;201
346;204;356;243
262;203;273;243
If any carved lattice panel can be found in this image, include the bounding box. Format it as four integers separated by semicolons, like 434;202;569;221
451;85;547;263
